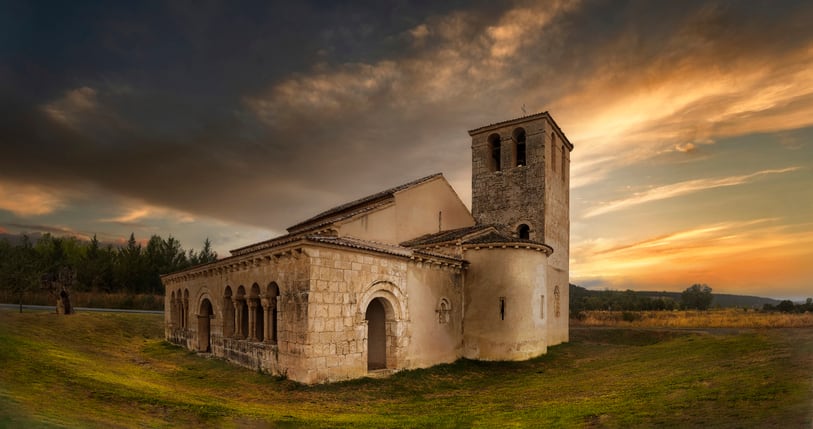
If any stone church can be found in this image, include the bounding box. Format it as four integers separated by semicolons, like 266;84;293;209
162;112;572;384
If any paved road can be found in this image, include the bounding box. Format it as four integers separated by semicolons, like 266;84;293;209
0;303;163;314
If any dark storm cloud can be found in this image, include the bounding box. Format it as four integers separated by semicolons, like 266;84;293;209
0;0;520;229
3;0;813;233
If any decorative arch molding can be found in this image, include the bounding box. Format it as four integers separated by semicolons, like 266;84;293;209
358;280;409;371
194;287;216;318
357;280;408;323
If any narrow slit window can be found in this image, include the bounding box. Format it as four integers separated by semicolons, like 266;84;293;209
554;286;561;318
499;297;506;321
540;294;545;319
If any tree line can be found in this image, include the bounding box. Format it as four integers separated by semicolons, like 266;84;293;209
570;283;715;313
764;299;813;313
0;233;217;308
570;284;679;313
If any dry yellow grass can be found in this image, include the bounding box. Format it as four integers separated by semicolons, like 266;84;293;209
573;309;813;328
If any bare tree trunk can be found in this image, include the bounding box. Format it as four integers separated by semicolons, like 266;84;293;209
60;289;73;315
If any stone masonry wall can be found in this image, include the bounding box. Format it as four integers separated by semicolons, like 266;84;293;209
471;117;548;241
295;245;409;383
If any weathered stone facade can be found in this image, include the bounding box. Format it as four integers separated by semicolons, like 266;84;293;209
163;112;573;384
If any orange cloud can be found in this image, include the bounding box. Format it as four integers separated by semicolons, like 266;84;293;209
100;202;197;225
0;181;66;216
582;167;801;218
100;207;152;224
557;34;813;188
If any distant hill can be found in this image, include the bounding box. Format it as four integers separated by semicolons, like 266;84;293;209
571;284;782;311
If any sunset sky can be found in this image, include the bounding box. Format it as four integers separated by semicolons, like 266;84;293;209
1;0;811;299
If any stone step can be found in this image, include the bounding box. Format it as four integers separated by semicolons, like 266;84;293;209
366;369;397;379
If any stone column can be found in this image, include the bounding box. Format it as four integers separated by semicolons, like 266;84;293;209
271;297;278;344
182;299;189;330
223;298;233;338
262;298;272;344
248;299;258;341
169;297;177;328
233;299;244;339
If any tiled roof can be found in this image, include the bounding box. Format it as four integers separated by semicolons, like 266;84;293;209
461;230;553;255
307;235;412;257
462;230;529;245
400;225;497;247
229;231;302;257
402;224;553;254
308;235;465;264
286;173;444;233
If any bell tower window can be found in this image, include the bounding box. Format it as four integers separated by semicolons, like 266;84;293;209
513;128;526;167
488;133;502;172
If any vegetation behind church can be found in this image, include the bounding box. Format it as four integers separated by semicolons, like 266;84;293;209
0;233;216;310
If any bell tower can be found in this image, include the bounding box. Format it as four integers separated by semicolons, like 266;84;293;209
469;112;572;240
468;112;572;344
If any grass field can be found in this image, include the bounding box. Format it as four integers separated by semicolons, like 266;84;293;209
574;309;813;328
0;310;811;428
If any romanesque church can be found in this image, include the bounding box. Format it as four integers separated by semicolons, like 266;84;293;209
163;112;572;384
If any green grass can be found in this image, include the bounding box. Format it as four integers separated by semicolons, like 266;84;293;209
0;310;810;428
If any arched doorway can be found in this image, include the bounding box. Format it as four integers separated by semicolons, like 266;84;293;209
365;298;387;370
198;298;213;352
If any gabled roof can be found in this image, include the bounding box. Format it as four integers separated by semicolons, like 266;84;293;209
286;173;444;234
308;235;464;264
402;224;550;251
229;231;301;257
467;111;573;150
400;225;498;247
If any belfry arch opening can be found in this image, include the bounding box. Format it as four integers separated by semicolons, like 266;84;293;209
365;297;392;371
513;127;526;167
197;298;213;352
488;133;502;172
